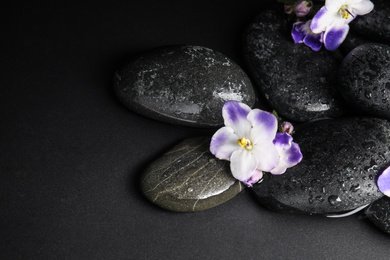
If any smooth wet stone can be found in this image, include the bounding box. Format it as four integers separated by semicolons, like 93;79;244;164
141;137;245;212
251;117;388;214
339;43;390;120
365;196;390;235
114;45;255;127
243;9;346;122
350;0;390;44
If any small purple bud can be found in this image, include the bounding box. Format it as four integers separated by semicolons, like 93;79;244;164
294;0;313;17
284;4;294;15
281;121;294;135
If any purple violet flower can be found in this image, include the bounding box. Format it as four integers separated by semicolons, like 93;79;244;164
310;0;374;50
210;101;303;187
292;20;323;51
377;166;390;197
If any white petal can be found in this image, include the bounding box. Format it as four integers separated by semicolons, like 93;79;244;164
311;6;338;33
230;149;257;182
350;0;374;16
325;0;343;12
222;101;252;138
251;141;280;172
210;126;239;160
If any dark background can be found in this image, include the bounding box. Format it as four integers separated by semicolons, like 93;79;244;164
2;0;390;259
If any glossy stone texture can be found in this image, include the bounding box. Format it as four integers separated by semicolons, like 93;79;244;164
350;0;390;44
114;45;255;127
339;43;390;120
244;9;346;122
365;196;390;235
141;137;245;212
251;117;388;214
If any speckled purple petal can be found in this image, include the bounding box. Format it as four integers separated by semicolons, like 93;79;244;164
271;134;302;175
230;149;257;182
378;166;390;197
291;21;306;43
323;22;349;51
247;109;278;144
222;101;252;138
210;126;239;160
243;169;263;187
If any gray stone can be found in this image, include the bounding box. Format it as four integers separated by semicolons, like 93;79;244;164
113;45;255;127
251;117;388;214
339;43;390;120
350;0;390;44
243;9;346;122
365;196;390;235
140;137;245;212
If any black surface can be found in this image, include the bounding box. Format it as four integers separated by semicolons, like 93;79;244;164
2;1;390;259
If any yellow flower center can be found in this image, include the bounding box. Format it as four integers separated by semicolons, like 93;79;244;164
237;137;253;151
339;5;351;19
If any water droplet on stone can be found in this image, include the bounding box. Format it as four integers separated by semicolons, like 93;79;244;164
350;184;361;192
365;90;372;99
187;187;194;192
328;195;342;206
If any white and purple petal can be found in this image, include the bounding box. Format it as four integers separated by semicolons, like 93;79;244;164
303;30;323;51
251;141;280;172
210;126;239;160
243;169;263;187
323;22;349;50
378;166;390;197
310;6;334;33
230;149;257;182
247;109;278;144
291;21;307;44
271;135;303;175
222;101;252;138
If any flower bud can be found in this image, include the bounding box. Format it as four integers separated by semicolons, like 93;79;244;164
284;4;294;15
294;0;313;17
281;121;294;135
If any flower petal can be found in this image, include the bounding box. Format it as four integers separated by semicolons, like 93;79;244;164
271;140;303;175
247;109;278;144
243;169;263;187
273;132;293;149
378;166;390;197
252;141;280;172
210;126;239;160
323;22;349;50
291;21;306;43
350;0;374;16
325;0;343;12
311;6;335;33
303;31;323;51
230;149;257;182
222;101;252;138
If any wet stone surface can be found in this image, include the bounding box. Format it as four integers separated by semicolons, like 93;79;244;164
365;196;390;235
113;45;255;127
140;137;245;212
339;43;390;120
350;0;390;44
251;117;388;215
243;8;346;122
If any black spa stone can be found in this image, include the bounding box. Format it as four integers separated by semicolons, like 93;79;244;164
350;0;390;44
244;9;346;122
251;117;388;215
140;137;245;212
339;43;390;120
113;45;255;127
365;196;390;235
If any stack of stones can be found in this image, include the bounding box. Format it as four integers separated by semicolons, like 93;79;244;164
113;0;390;235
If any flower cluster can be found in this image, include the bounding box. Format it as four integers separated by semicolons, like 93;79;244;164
290;0;374;51
210;101;302;187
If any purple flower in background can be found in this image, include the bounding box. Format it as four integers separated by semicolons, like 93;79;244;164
377;166;390;197
292;20;323;51
270;133;303;174
310;0;374;50
210;101;280;186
